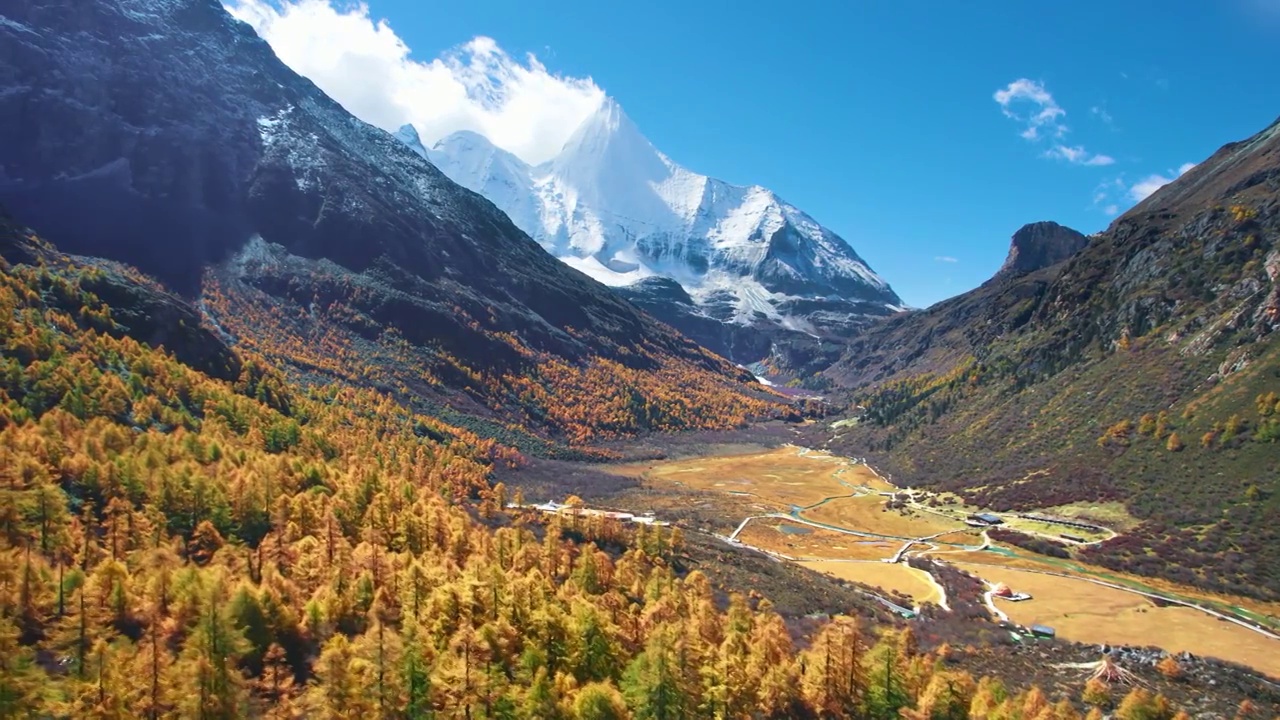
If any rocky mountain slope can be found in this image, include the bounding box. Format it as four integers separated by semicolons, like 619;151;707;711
828;221;1093;388
0;0;786;445
819;116;1280;600
997;221;1089;278
397;101;903;367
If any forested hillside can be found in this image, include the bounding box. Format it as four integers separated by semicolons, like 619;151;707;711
0;211;1205;718
0;0;788;450
821;117;1280;600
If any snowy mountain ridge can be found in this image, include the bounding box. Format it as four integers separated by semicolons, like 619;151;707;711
396;98;903;338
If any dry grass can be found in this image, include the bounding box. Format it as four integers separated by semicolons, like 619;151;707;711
1000;516;1110;542
1101;571;1280;622
956;564;1280;680
802;560;943;605
931;550;1044;568
738;521;897;561
639;447;854;509
613;448;1280;678
845;464;897;493
937;549;1280;622
598;462;655;479
801;497;962;538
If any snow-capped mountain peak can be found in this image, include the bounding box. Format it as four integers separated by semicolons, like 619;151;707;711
413;94;902;354
393;123;429;158
552;98;672;196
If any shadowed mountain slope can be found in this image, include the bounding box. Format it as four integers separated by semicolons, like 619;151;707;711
0;0;788;444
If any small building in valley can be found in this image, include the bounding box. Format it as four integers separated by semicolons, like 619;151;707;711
968;513;1004;526
1030;624;1056;639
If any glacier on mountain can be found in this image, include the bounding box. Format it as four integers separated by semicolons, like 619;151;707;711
396;98;903;334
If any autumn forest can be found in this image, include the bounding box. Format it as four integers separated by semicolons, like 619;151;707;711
0;210;1223;719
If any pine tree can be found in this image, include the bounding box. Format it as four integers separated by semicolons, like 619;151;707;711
748;603;799;716
306;634;369;719
1115;687;1174;720
569;603;619;683
401;622;434;719
573;681;628;720
866;632;911;720
902;671;976;720
968;676;1007;719
0;615;46;716
1082;676;1110;708
169;576;249;720
621;627;689;720
131;612;176;720
800;616;866;718
255;643;300;718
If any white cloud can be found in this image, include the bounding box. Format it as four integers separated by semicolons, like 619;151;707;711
934;256;958;264
1090;106;1114;125
224;0;605;165
1128;175;1171;202
994;79;1066;141
1044;145;1115;166
1128;162;1196;202
994;78;1114;166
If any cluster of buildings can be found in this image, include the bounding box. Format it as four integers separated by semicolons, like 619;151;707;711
512;501;670;526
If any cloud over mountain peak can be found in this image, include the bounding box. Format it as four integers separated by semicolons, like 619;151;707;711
225;0;603;164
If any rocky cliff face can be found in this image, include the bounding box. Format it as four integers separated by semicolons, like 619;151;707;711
826;221;1089;387
997;221;1089;278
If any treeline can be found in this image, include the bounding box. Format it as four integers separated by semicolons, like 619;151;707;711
0;237;1199;718
203;272;789;447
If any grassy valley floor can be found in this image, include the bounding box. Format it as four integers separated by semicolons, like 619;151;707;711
566;444;1280;680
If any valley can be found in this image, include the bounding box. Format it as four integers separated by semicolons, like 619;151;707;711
2;0;1279;716
574;443;1280;680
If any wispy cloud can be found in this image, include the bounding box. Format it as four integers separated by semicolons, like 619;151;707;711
994;79;1066;141
1092;162;1196;215
934;256;959;264
1044;145;1114;166
1129;162;1197;202
1090;106;1114;126
993;78;1113;166
224;0;604;164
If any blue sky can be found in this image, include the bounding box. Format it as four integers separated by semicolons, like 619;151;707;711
228;0;1280;307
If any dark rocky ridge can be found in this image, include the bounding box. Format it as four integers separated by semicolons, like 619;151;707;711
825;222;1090;388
